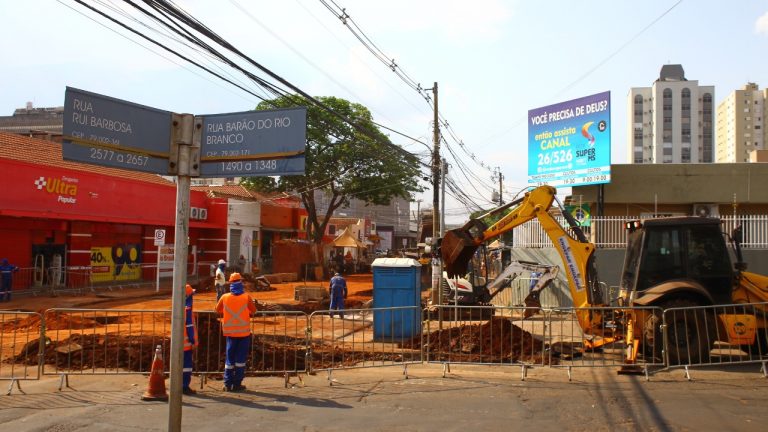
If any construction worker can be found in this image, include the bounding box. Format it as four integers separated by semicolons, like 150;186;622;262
182;284;198;395
329;272;347;318
215;273;256;392
214;259;227;302
0;258;19;302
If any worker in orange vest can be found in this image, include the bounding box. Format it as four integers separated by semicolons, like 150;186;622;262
182;284;198;395
215;273;256;392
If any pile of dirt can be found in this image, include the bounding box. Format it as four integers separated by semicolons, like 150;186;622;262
2;312;126;332
10;333;170;371
190;276;215;293
12;311;402;373
192;274;274;294
0;314;43;332
409;317;555;365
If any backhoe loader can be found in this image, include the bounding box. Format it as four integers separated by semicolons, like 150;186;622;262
441;185;768;365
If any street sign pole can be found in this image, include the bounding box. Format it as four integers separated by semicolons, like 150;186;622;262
62;87;302;432
154;229;166;292
168;114;200;432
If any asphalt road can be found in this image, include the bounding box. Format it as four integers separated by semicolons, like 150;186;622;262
1;363;766;431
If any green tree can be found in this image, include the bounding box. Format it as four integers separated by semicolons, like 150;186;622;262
242;94;423;261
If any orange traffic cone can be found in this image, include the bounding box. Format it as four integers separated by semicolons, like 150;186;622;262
141;345;168;401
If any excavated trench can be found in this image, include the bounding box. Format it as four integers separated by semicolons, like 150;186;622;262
7;312;553;371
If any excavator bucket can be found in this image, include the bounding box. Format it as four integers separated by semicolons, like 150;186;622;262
441;222;484;277
522;293;542;318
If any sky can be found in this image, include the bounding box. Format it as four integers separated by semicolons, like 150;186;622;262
2;0;767;223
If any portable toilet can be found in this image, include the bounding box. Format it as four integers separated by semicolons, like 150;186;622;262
372;258;422;340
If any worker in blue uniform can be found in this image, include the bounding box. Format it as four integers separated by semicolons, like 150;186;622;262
182;284;198;395
0;259;19;302
329;272;348;318
215;273;256;392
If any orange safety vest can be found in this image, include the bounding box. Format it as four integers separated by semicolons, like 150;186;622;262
220;293;253;337
183;305;198;351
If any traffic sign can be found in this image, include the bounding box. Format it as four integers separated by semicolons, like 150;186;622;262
62;87;172;174
154;229;166;246
198;107;307;177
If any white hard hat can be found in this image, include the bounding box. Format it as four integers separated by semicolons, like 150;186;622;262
217;259;226;265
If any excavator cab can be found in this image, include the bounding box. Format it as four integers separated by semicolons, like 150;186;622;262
619;217;735;306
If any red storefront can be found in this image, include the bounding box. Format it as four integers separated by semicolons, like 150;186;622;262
0;132;226;290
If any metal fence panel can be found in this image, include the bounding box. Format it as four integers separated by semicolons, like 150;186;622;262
423;305;550;381
194;310;310;377
662;302;768;378
546;306;665;374
1;311;43;393
42;308;171;376
308;306;421;380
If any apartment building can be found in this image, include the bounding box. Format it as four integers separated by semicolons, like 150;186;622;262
715;83;767;162
627;64;715;164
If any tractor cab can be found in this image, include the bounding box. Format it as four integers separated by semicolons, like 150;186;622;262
619;217;735;306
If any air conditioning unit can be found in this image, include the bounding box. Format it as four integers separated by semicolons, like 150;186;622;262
692;203;719;218
198;208;208;220
190;207;200;220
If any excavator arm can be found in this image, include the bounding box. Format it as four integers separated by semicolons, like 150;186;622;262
441;185;604;314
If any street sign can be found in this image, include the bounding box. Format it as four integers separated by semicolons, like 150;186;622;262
154;229;166;246
198;107;307;177
62;87;172;174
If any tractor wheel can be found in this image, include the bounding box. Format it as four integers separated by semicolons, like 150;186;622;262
659;298;715;365
641;309;663;362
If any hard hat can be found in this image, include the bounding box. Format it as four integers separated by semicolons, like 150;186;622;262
334;272;340;276
217;259;226;265
229;272;242;282
185;284;195;296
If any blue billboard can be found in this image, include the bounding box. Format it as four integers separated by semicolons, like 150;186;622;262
527;91;611;187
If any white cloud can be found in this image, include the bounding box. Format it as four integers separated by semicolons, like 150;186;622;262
756;11;768;35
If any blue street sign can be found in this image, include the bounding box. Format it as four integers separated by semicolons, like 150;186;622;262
62;87;172;174
198;107;306;177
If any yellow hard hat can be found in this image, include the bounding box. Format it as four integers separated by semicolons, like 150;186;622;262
229;272;242;282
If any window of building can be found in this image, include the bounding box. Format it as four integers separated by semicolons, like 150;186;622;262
702;93;714;162
681;147;691;163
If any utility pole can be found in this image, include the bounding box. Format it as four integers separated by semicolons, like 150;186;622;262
414;199;422;230
496;167;504;205
441;158;447;237
430;82;441;304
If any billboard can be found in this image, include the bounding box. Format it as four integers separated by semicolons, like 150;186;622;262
528;91;611;187
90;244;142;283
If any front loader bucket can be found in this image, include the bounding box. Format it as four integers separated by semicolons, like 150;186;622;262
441;228;480;277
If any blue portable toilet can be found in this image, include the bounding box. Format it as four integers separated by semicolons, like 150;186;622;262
372;258;422;340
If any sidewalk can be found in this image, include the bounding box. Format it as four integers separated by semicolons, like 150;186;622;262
1;364;766;431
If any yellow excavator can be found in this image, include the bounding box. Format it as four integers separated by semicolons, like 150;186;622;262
441;185;768;365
